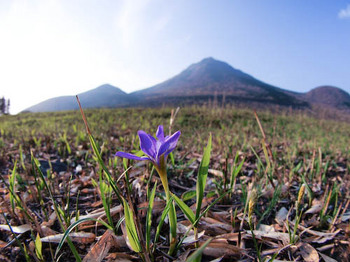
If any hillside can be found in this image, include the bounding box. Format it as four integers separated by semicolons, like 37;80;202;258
304;85;350;109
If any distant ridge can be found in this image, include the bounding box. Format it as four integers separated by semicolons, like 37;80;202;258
23;58;350;112
24;84;130;112
304;86;350;109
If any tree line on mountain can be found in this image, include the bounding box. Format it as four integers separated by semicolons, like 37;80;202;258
0;97;10;115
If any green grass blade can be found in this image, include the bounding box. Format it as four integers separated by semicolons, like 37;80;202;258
169;152;175;166
88;134;123;203
196;134;212;221
182;190;196;201
153;196;173;252
35;233;43;260
2;214;31;262
257;185;281;228
32;154;82;262
301;175;313;206
55;217;113;258
146;181;157;252
123;198;142;253
168;199;177;254
261;139;271;170
176;192;227;251
186;238;212;262
116;216;125;232
9;160;17;213
99;170;114;230
172;193;195;225
230;152;244;192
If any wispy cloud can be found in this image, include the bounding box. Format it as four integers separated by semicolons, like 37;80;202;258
338;4;350;19
116;0;151;48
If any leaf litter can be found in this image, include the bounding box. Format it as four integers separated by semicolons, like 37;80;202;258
0;106;349;261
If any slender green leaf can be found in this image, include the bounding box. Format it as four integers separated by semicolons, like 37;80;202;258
172;193;195;225
9;160;17;213
196;134;212;221
32;154;81;262
35;233;43;260
2;214;31;262
261;140;270;170
182;190;196;201
55;217;113;258
169;152;175;166
88;134;123;203
146;181;157;252
230;152;244;192
153;196;173;252
176;192;227;251
116;216;125;232
168;200;177;251
186;238;212;262
99;170;114;230
123;199;142;253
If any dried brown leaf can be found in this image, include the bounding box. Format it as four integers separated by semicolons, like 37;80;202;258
297;242;319;262
41;212;57;227
40;225;57;237
70;204;123;224
305;204;323;214
173;249;192;262
105;252;138;261
0;239;8;249
208;169;223;177
214;232;239;242
201;217;232;234
246;230;290;245
0;224;31;234
202;242;241;258
182;231;205;244
275;207;288;225
83;230;115;262
40;232;95;244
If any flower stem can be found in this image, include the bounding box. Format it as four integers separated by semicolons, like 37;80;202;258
156;156;177;255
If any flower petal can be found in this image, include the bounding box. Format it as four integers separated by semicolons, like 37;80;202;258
138;130;157;160
115;152;150;161
157;131;181;157
156;125;165;141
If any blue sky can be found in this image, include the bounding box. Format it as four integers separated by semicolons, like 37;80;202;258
0;0;349;114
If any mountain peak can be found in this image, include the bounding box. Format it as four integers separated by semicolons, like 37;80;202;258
132;57;300;107
184;57;253;82
189;57;231;69
96;84;118;90
199;57;216;63
82;84;126;96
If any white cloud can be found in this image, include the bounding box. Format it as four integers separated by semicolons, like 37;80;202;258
338;4;350;19
153;14;171;32
116;0;151;48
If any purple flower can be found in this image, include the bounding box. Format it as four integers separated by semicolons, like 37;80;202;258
115;125;181;166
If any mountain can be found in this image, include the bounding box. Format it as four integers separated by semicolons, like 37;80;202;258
24;84;131;112
23;58;349;112
131;57;306;107
304;86;350;109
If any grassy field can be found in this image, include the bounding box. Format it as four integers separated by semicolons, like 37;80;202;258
0;106;349;261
